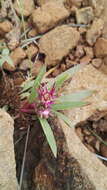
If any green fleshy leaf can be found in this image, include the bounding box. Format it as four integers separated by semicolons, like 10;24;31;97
56;90;94;102
52;101;88;110
53;110;73;128
2;48;9;55
21;80;34;93
55;73;68;89
5;56;14;66
39;118;57;158
55;64;82;88
0;58;5;67
0;55;14;68
20;92;30;99
29;65;46;103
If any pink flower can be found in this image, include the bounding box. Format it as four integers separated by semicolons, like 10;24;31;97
21;83;56;119
38;83;56;108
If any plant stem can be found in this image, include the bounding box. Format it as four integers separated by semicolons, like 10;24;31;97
19;125;30;190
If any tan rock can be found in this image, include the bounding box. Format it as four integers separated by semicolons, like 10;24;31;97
37;0;65;6
84;46;94;59
31;60;43;76
10;47;26;66
100;140;107;157
94;38;107;57
3;47;26;71
89;0;104;17
39;25;80;66
86;19;104;46
56;64;107;190
31;1;70;34
76;127;84;141
14;77;24;85
19;59;31;71
60;63;66;71
99;61;107;75
65;0;83;8
66;60;77;69
28;29;38;38
101;0;107;39
91;58;102;68
5;27;20;50
59;117;107;190
75;45;85;58
0;109;19;190
26;44;38;59
89;0;107;39
76;7;94;24
14;0;35;17
78;27;87;34
103;56;107;65
63;64;107;125
0;20;13;36
52;68;61;77
80;56;91;64
84;143;95;153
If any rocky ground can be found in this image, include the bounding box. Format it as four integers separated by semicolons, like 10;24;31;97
1;0;107;189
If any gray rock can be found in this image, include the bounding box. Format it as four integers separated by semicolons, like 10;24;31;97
0;109;18;190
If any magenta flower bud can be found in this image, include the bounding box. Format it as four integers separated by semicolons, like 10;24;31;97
39;109;50;119
20;101;36;114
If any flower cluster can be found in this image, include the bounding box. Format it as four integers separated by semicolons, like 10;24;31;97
21;83;56;119
38;83;56;118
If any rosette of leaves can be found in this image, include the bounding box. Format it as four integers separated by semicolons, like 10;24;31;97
20;65;93;157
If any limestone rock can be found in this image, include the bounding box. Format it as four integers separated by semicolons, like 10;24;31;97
19;59;31;71
26;44;38;59
31;2;70;34
65;0;83;8
5;27;21;50
94;38;107;57
76;7;94;24
92;56;107;75
3;47;26;71
0;20;13;36
28;29;38;38
56;64;107;190
100;139;107;157
39;25;80;66
31;60;43;76
37;0;65;6
80;55;91;64
75;45;85;58
63;64;107;125
14;0;35;17
59;119;107;190
91;58;102;68
0;109;18;190
86;19;104;46
89;0;107;38
89;0;104;17
101;0;107;39
84;46;94;59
